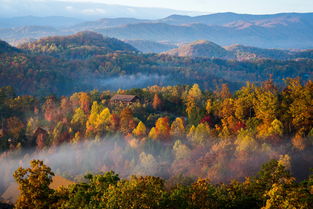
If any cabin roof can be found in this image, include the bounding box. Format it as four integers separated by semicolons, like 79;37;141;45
110;94;138;102
33;127;48;136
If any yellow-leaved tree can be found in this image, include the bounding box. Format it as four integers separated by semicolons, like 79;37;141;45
132;121;147;138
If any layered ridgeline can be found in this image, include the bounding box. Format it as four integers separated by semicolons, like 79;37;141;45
0;31;312;96
1;12;313;49
82;12;313;49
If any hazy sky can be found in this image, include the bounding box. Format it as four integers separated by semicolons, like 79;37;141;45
62;0;313;13
0;0;312;19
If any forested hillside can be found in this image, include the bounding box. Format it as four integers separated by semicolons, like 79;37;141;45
0;32;312;96
18;31;138;59
162;40;234;59
0;28;312;208
0;78;312;206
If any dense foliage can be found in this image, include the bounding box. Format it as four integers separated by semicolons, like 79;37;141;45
1;78;312;197
12;159;313;209
0;33;313;207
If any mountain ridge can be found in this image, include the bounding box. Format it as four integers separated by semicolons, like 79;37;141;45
1;12;313;49
0;35;312;96
18;31;139;59
162;40;313;60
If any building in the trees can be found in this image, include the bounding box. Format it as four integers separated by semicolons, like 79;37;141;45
110;95;140;104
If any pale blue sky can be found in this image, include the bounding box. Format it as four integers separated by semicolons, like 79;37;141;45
0;0;312;19
62;0;313;13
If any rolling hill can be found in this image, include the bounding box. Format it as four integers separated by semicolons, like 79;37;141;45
162;40;233;58
224;44;291;60
162;40;313;60
18;31;139;59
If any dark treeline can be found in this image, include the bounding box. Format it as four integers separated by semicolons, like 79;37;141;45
11;159;313;209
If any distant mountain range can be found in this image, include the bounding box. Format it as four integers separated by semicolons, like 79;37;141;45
96;12;313;49
1;12;313;49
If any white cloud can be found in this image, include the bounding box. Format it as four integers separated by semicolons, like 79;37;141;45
82;8;107;15
65;6;74;10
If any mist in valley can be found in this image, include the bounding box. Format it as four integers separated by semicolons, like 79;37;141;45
96;74;174;90
1;135;312;195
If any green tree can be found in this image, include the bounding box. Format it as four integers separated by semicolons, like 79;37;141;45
14;160;56;209
60;172;120;209
104;176;166;209
188;178;218;209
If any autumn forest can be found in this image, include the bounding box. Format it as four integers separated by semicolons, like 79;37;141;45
0;75;313;208
0;16;313;209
